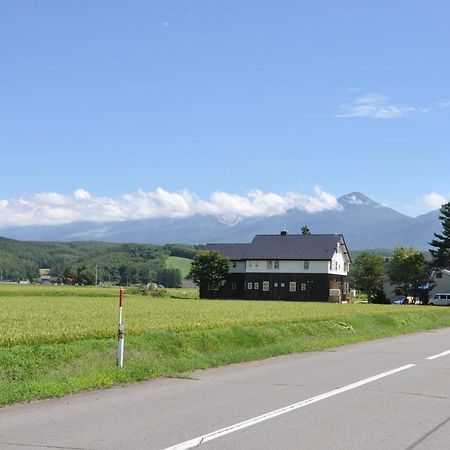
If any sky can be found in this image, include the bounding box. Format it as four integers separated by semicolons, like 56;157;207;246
1;0;449;227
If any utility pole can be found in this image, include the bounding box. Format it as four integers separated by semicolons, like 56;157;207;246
95;264;98;286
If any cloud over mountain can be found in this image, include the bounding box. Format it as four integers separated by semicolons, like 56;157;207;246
0;186;342;228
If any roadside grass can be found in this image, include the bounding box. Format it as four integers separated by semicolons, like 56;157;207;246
2;285;450;406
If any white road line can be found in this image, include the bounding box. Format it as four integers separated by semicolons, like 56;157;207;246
163;363;416;450
426;350;450;360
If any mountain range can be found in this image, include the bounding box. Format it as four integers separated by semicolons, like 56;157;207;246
0;192;441;251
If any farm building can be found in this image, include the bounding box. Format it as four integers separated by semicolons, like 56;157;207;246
203;231;351;302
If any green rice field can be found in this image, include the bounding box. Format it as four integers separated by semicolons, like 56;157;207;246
2;284;450;406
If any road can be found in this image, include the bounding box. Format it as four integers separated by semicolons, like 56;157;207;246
1;328;450;449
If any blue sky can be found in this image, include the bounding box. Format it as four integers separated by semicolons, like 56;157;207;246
1;1;449;226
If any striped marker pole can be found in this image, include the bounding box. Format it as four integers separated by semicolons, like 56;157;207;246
117;287;125;368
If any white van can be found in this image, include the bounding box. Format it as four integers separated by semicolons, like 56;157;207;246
428;293;450;306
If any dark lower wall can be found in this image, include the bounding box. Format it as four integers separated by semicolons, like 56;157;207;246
201;273;349;302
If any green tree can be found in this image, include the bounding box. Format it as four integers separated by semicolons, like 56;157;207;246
301;225;311;235
429;201;450;268
157;268;182;288
76;266;95;285
387;246;427;298
349;252;385;303
189;251;231;292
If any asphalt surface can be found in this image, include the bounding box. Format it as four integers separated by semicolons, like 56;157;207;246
1;328;450;449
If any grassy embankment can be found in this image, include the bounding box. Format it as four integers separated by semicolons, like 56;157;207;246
2;284;450;407
165;256;192;279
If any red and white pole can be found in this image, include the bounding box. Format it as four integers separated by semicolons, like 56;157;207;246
117;287;125;368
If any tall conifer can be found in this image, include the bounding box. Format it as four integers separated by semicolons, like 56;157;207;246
429;202;450;268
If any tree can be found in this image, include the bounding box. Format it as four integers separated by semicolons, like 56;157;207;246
429;201;450;268
157;268;182;288
189;251;231;293
76;266;95;285
387;246;427;298
301;225;311;235
349;252;385;303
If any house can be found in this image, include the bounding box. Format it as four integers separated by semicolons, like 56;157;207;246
203;231;351;302
429;269;450;295
383;269;450;303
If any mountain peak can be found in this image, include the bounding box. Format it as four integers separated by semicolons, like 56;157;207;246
338;192;380;207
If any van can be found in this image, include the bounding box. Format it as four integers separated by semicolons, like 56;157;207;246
428;293;450;306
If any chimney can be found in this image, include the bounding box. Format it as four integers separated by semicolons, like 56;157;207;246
280;226;287;236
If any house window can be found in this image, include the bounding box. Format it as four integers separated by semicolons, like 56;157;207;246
343;282;348;294
274;260;280;269
301;283;307;291
231;282;237;290
263;281;270;291
329;261;333;270
232;262;236;268
254;282;259;290
247;282;253;290
304;261;309;269
289;282;297;292
267;260;272;269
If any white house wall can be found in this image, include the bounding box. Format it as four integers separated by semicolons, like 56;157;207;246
329;249;349;276
230;261;246;274
245;260;331;274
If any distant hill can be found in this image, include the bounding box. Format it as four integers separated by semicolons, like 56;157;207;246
0;237;197;284
0;192;441;250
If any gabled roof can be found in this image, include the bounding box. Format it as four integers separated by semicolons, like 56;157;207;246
205;234;350;261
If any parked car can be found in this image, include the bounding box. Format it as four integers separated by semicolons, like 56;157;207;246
428;293;450;306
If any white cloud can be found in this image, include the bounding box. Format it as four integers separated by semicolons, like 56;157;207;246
337;93;426;119
422;192;448;209
73;189;92;201
437;98;450;108
0;186;342;228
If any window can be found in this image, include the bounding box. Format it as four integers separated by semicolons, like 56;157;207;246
231;282;237;290
247;282;253;290
301;283;307;291
274;260;280;269
267;260;272;269
263;281;270;291
232;262;236;268
304;261;309;269
254;282;259;290
289;282;297;292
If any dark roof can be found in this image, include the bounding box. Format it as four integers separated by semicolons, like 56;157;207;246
206;234;349;261
204;243;250;260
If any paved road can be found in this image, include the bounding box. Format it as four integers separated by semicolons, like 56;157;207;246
1;328;450;450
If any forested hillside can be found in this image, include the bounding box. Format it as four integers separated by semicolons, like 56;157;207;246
0;237;198;285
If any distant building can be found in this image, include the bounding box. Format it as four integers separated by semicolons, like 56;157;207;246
39;268;51;284
203;231;351;302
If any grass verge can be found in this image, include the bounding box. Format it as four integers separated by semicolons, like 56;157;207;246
2;307;450;407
